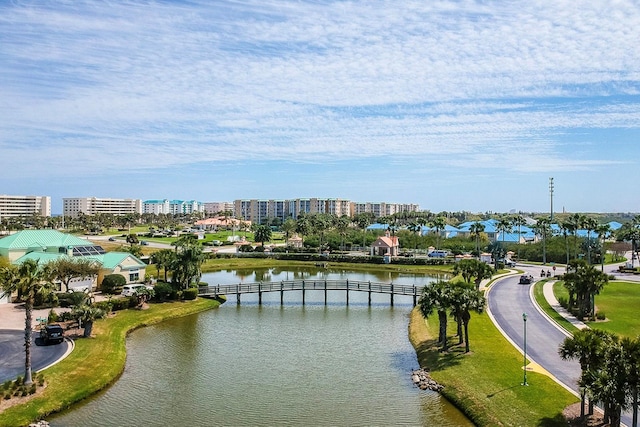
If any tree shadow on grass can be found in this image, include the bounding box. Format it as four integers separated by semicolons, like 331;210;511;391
537;413;572;427
414;336;465;371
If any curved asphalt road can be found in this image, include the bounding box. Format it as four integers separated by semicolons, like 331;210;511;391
489;264;632;426
0;330;71;383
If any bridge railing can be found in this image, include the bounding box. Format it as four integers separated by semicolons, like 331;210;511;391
198;280;426;297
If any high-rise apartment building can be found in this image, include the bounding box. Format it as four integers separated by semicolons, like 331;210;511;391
142;199;205;215
63;197;142;217
203;201;234;215
234;198;417;223
0;195;51;218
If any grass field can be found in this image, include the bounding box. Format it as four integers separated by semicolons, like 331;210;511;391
409;309;578;426
585;280;640;337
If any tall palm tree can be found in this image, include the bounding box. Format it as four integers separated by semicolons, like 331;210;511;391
0;259;54;385
533;217;551;265
563;259;609;319
622;336;640;427
470;221;485;257
512;215;526;261
418;281;453;351
151;249;175;282
254;225;272;246
495;217;512;266
458;286;486;353
596;223;612;272
583;217;598;264
560;220;574;266
559;328;613;421
429;216;447;250
568;213;586;260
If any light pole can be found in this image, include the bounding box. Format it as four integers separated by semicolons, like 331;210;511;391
522;312;528;386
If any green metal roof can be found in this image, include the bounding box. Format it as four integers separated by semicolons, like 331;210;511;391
0;230;90;250
13;252;145;270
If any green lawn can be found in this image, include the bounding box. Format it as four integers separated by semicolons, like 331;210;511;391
533;280;580;335
0;298;221;426
409;309;577;426
585;280;640;336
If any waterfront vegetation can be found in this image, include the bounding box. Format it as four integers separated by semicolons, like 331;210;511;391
0;298;221;426
409;308;578;426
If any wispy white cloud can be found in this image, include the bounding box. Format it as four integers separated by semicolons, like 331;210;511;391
0;0;639;209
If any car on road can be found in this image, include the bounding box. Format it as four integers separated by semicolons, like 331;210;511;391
212;240;223;246
519;274;534;284
40;324;64;344
140;240;149;246
500;258;516;267
108;237;116;241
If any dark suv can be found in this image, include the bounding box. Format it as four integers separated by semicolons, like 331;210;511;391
41;324;64;344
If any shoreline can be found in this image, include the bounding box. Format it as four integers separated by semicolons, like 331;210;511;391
0;298;221;426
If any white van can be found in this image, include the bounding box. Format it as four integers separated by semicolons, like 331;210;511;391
121;284;152;297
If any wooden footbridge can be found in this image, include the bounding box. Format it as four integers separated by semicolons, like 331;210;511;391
198;279;426;306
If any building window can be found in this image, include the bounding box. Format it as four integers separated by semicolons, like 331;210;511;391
129;272;139;282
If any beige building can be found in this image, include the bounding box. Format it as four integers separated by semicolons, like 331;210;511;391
0;194;51;218
63;197;142;217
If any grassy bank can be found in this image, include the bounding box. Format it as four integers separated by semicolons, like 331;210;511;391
0;298;221;426
408;308;578;426
201;256;454;275
532;280;580;335
585;280;640;336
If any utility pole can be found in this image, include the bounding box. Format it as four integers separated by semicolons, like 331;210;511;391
549;177;554;222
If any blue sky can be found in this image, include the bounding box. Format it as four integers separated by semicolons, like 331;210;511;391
1;0;639;215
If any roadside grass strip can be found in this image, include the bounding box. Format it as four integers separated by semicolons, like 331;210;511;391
409;309;578;427
533;280;580;335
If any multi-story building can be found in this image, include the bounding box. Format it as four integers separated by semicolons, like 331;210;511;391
0;195;51;218
142;199;205;215
203;202;234;216
63;197;142;218
234;198;416;223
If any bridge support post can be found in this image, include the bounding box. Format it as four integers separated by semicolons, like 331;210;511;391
302;280;305;305
413;285;417;306
237;293;241;304
280;281;284;305
368;281;371;306
259;282;262;305
390;284;394;307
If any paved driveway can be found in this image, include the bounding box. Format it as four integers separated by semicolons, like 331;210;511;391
0;330;71;383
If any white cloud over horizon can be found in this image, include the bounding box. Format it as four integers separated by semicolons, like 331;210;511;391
1;0;639;213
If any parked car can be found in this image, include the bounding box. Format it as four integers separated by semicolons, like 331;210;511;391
108;236;116;241
140;240;149;246
427;250;448;258
212;240;223;246
121;284;153;296
519;274;534;284
40;324;64;344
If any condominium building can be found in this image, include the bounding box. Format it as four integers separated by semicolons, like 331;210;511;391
142;199;205;215
63;197;142;217
0;194;51;218
234;198;416;223
203;202;234;216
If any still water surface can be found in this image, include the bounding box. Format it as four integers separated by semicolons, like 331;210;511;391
51;268;472;426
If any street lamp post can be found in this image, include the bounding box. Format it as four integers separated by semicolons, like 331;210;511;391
522;312;528;386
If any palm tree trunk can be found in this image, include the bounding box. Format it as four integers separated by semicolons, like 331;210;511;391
463;319;470;353
23;299;34;385
632;386;638;427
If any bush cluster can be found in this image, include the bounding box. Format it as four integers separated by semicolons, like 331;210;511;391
1;375;43;401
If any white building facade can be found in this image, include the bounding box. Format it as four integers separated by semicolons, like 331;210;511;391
63;197;142;217
0;195;51;218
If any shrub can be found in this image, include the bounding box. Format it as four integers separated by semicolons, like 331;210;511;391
101;274;126;294
183;288;198;300
28;384;36;394
596;311;606;320
48;309;59;323
152;282;174;301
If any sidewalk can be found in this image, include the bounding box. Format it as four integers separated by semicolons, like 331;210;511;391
542;281;588;330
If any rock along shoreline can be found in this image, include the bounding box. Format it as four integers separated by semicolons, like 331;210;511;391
411;368;444;392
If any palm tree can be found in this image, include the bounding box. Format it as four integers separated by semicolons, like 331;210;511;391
254;225;272;246
559;329;613;421
418;281;453;351
563;259;609;319
560;220;574;266
596;223;612;272
151;249;176;282
0;259;54;385
583;217;598;264
495;217;512;267
470;221;485;257
568;213;586;259
429;216;447;250
622;336;640;427
72;305;106;337
458;286;486;353
512;215;526;261
452;259;494;291
280;218;297;242
532;217;551;265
